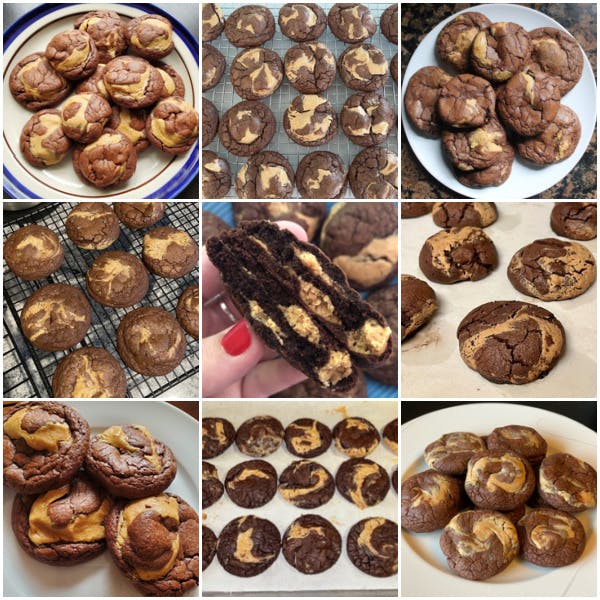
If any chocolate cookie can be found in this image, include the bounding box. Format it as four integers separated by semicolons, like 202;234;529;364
203;151;231;199
424;432;486;475
283;515;341;574
146;97;199;154
218;100;275;156
202;461;224;508
103;56;163;108
437;73;495;129
202;98;218;147
87;425;177;498
348;147;398;199
203;525;217;571
279;4;327;42
487;425;547;467
52;347;127;398
381;5;398;44
273;368;368;398
108;106;149;152
126;14;173;61
20;283;91;351
176;285;199;339
341;92;395;147
202;417;235;458
284;419;332;457
507;238;596;301
392;469;398;493
20;109;71;167
75;63;110;100
295;151;347;199
327;4;376;43
539;453;597;512
284;94;337;146
432;202;498;228
517;508;586;567
45;29;99;80
456;145;514;188
333;416;379;457
75;11;127;63
457;301;565;384
336;458;389;508
440;510;518;580
4;224;64;280
230;47;282;100
436;12;492;72
225;6;275;48
116;306;186;376
154;61;186;99
203;211;230;241
235;151;294;199
401;275;437;342
66;201;120;249
338;43;388;91
347;517;397;577
529;27;583;95
401;469;462;532
203;3;225;42
401;202;434;218
381;418;397;454
279;459;334;508
105;493;199;595
143;226;199;278
3;402;90;494
364;285;397;385
236;415;284;457
551;202;597;240
202;43;226;91
11;474;110;566
217;515;280;577
114;201;165;229
284;42;336;94
390;53;398;83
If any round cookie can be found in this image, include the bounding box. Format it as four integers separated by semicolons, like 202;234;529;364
487;425;547;466
327;4;376;43
348;147;398;199
517;508;586;567
440;510;519;580
236;415;284;457
296;151;347;199
45;29;99;80
203;3;225;42
176;285;199;339
20;283;91;351
114;201;165;229
11;474;110;566
217;515;280;577
74;11;127;63
146;97;199;154
202;98;219;147
202;150;231;198
284;418;332;457
66;202;120;249
202;417;235;459
20;109;71;167
380;5;398;44
52;347;127;398
108;106;150;152
551;202;597;241
230;47;283;100
142;226;198;278
225;6;275;48
218;100;275;156
401;274;437;342
347;517;397;577
283;94;337;146
154;61;186;99
3;402;90;494
282;515;341;574
507;238;596;301
437;73;495;129
75;63;110;100
203;210;230;240
235;151;294;199
226;460;277;509
336;458;389;509
202;461;224;508
278;460;334;508
401;203;434;218
4;224;64;280
105;493;199;596
401;469;462;532
61;92;112;144
432;202;498;228
333;417;380;458
126;14;173;61
86;424;177;498
338;43;388;92
538;453;597;512
392;469;398;493
457;301;565;384
424;432;486;475
203;525;217;571
116;306;186;376
341;92;395;147
456;145;514;188
382;418;398;454
284;42;336;94
202;43;226;91
390;53;398;83
279;4;327;42
103;56;163;108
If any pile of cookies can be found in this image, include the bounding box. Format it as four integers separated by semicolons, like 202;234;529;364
10;9;198;189
3;401;199;595
3;202;199;397
203;414;398;577
202;3;398;199
402;424;597;580
404;11;584;188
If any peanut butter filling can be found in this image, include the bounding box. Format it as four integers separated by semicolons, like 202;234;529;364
98;425;162;472
144;232;192;259
249;300;285;344
4;407;72;452
233;524;273;564
346;319;391;356
317;350;352;386
280;304;320;343
30;113;65;164
349;462;382;509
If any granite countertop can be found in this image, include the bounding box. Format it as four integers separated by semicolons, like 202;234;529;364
401;3;597;199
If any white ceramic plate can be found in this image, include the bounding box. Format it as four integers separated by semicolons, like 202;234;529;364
3;401;199;597
3;3;199;199
401;4;597;199
401;402;597;597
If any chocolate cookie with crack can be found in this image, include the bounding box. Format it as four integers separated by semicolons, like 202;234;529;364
66;201;120;249
75;11;127;64
432;202;498;228
424;432;486;475
114;202;165;229
105;493;199;595
143;226;199;278
401;275;437;342
225;460;277;508
456;144;514;188
218;100;275;156
203;150;231;198
236;415;284;457
202;43;226;91
126;14;174;61
4;224;64;279
380;5;397;44
437;73;495;129
230;47;283;100
202;525;217;571
235;151;294;199
206;220;393;391
202;417;235;459
348;147;398;199
440;510;519;580
202;98;218;147
347;517;397;577
11;474;111;565
284;94;337;147
401;469;462;532
295;151;348;200
401;202;433;218
103;56;163;108
202;3;225;42
551;202;597;241
279;4;327;42
327;3;376;43
224;6;275;48
45;29;99;80
383;418;397;454
457;301;565;384
284;42;336;93
176;285;199;339
278;459;334;508
283;418;332;457
336;458;389;508
487;425;547;467
507;238;596;301
147;97;199;154
20;109;71;168
283;514;341;574
341;92;395;147
338;43;389;92
333;416;379;457
202;462;224;508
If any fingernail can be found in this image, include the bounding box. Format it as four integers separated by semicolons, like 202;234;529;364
221;320;251;356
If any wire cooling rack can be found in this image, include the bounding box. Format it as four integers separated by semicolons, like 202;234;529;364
203;2;399;198
3;202;200;398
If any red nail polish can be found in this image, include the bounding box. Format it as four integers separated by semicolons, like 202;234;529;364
221;320;251;356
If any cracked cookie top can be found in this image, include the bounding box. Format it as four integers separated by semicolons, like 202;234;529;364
550;202;597;241
432;202;497;228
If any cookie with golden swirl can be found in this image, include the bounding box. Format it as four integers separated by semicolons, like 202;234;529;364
440;510;519;580
103;56;163;108
465;449;535;510
225;459;277;509
284;418;332;457
66;201;120;249
424;432;486;475
20;109;72;168
126;14;174;61
333;416;380;457
347;517;397;577
142;226;199;278
486;425;547;467
202;417;235;459
202;461;224;509
45;29;99;80
517;508;586;567
114;201;165;229
336;458;389;509
146;97;199;154
401;469;462;532
236;416;284;457
278;460;334;508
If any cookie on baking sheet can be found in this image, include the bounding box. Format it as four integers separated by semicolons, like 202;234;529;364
401;275;438;342
486;425;547;467
66;202;120;250
236;415;284;457
551;202;597;240
225;459;277;508
424;432;485;475
347;517;397;577
284;418;332;457
143;226;199;278
432;202;498;228
225;6;275;47
382;418;398;454
341;92;395;147
327;4;376;43
202;461;224;509
436;12;491;72
279;4;327;41
401;202;434;218
203;525;217;571
333;416;380;457
202;417;235;459
401;469;462;532
336;458;389;509
278;460;334;508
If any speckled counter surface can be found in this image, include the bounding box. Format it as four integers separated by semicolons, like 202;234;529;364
401;3;597;199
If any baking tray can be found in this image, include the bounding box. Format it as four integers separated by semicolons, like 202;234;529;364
3;201;200;398
202;2;398;199
401;201;597;398
202;400;398;596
